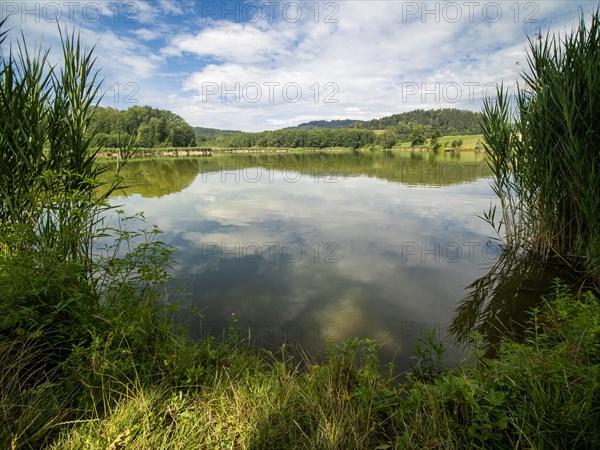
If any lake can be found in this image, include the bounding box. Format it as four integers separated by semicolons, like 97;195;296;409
104;151;575;372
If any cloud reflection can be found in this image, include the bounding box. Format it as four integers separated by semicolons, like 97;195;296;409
109;154;497;371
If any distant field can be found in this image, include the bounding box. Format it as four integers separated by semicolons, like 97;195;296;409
398;133;483;149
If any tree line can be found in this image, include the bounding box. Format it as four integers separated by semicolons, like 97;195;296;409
355;108;481;138
194;126;241;145
87;106;481;150
290;119;359;130
222;128;376;149
288;109;481;137
89;106;197;148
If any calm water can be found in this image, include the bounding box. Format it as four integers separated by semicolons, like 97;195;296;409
105;151;574;371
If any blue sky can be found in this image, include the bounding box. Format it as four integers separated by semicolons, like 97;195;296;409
1;1;597;131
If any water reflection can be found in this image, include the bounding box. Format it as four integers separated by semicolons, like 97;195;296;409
101;150;492;198
99;158;203;198
450;251;582;355
100;151;575;372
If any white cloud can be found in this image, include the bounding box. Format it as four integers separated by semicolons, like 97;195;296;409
156;1;592;130
131;28;161;41
158;0;185;15
2;0;595;130
163;21;295;63
91;30;163;81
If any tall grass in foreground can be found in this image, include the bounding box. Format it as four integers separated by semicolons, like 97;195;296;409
0;21;148;448
0;21;133;261
481;9;600;279
46;284;600;449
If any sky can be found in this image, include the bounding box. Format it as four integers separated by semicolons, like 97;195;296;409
1;1;597;131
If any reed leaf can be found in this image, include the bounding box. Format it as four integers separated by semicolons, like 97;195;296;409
482;9;600;278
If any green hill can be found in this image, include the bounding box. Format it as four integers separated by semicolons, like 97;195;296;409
357;108;481;138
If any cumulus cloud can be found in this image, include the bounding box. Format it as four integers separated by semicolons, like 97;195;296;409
159;1;594;130
1;0;594;130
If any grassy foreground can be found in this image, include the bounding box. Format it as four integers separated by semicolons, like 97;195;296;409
2;255;599;450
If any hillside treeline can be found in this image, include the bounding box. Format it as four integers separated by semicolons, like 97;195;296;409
88;107;480;149
356;108;481;138
290;119;359;130
90;106;197;148
222;128;376;149
194;126;241;145
287;109;481;139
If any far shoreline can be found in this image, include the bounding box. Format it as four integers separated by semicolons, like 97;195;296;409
96;146;485;159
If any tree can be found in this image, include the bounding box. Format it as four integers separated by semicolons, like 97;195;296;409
379;127;398;149
168;122;196;147
136;117;166;147
430;129;442;152
137;123;153;148
411;126;426;147
88;106;199;148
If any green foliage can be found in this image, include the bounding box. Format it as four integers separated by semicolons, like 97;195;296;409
89;105;197;149
358;108;482;139
193;126;240;137
0;24;132;261
11;284;596;449
193;126;240;146
197;110;481;147
221;127;376;150
93;211;176;306
430;129;442;152
0;22;152;447
399;282;600;448
451;139;463;148
378;127;398;149
291;119;360;129
2;15;600;450
0;213;179;448
410;125;426;147
0;229;95;346
410;330;447;381
482;9;600;278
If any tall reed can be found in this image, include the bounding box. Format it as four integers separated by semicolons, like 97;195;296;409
0;21;133;263
481;9;600;278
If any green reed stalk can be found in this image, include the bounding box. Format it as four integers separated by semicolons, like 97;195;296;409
482;9;600;278
0;22;133;263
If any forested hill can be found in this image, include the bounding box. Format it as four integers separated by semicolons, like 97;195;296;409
290;108;481;137
357;108;481;135
89;106;481;149
289;119;359;130
89;106;197;148
194;127;240;137
194;127;241;144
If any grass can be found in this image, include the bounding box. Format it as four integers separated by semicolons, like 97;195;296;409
2;279;598;449
438;134;484;149
481;9;600;279
398;134;484;149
